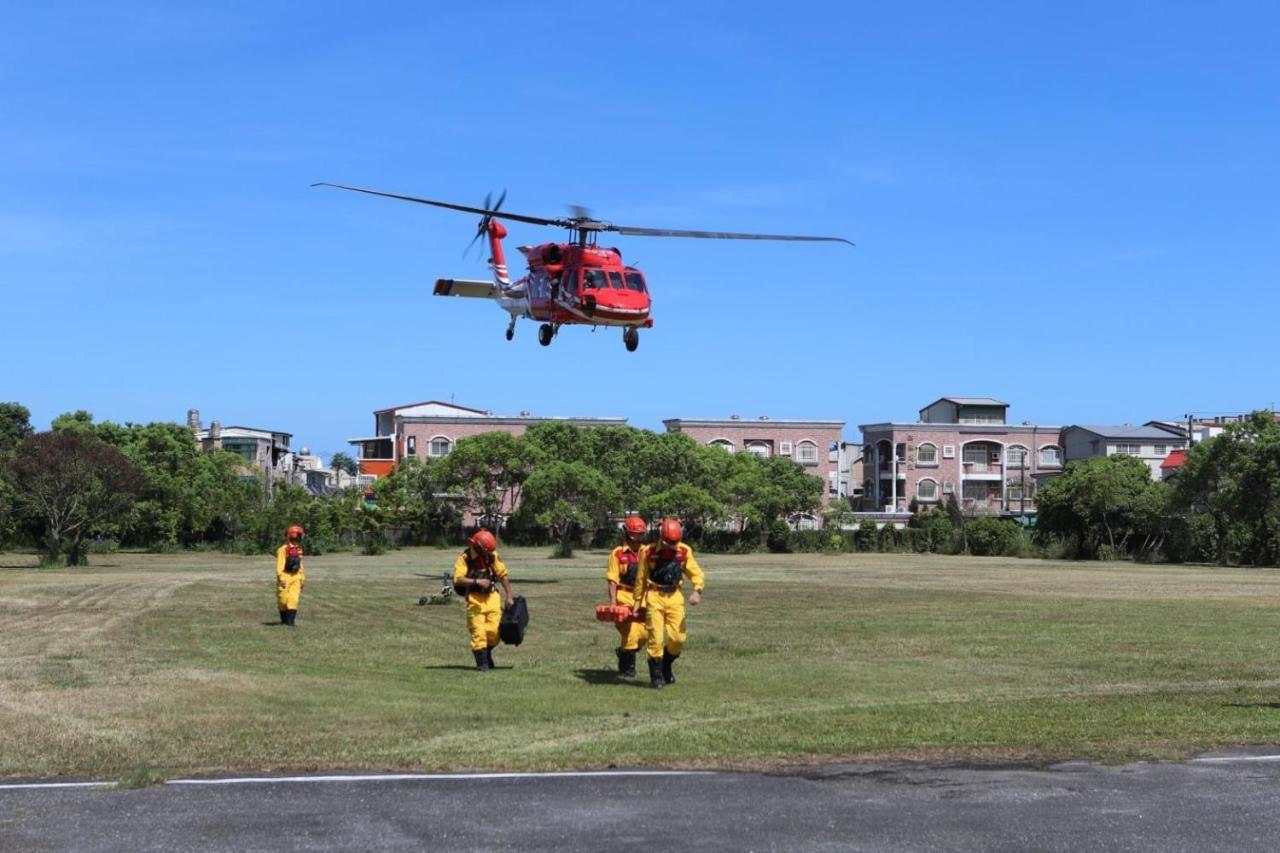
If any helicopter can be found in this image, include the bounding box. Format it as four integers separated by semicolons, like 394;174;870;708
313;183;853;352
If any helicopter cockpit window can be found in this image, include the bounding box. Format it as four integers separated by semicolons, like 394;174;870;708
624;271;648;293
564;269;578;295
606;271;625;289
582;269;606;290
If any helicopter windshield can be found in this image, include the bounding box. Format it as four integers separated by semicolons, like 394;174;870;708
582;269;607;290
624;270;647;293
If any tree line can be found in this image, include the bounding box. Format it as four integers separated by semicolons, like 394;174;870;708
0;404;822;565
4;402;1279;567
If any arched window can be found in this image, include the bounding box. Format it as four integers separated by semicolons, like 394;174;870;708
708;438;735;453
429;436;452;458
796;440;819;465
745;441;771;458
1007;445;1028;468
1038;445;1062;467
916;478;939;501
916;442;938;466
790;513;819;530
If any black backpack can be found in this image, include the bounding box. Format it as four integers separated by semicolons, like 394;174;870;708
499;596;528;646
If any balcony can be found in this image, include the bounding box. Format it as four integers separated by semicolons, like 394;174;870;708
962;461;1001;480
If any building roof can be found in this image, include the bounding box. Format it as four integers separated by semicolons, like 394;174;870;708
923;397;1009;408
1066;425;1186;440
858;421;1060;433
1160;449;1189;470
196;426;292;441
374;400;490;417
664;417;844;429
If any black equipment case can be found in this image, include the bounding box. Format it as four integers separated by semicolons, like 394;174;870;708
499;596;528;646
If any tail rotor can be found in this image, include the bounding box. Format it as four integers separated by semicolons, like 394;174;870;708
465;189;507;257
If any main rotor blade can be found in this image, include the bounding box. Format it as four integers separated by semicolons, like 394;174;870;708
609;224;854;246
312;183;562;227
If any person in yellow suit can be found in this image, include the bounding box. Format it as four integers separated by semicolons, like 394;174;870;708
452;529;515;671
275;524;306;626
606;515;650;677
635;517;704;689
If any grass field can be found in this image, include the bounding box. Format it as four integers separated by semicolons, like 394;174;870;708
2;547;1280;779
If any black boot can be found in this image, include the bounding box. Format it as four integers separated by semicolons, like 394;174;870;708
661;650;678;684
486;646;497;670
647;657;664;689
279;609;288;625
474;650;490;671
618;648;637;677
285;609;297;626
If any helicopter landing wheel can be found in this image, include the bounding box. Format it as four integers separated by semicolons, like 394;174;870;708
505;327;514;341
538;323;554;346
623;327;639;352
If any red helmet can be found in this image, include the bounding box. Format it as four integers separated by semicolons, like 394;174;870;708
469;529;497;553
286;524;305;540
623;516;647;538
659;518;682;547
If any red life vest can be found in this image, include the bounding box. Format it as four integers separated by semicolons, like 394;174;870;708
614;547;640;588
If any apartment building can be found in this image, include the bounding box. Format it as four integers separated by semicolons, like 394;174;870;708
859;397;1062;515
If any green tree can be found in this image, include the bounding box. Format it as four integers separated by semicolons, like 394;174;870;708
638;483;725;539
1172;411;1280;565
438;430;538;526
330;451;358;478
1035;454;1167;559
8;431;143;565
0;403;33;546
0;402;34;454
50;410;96;432
518;461;620;557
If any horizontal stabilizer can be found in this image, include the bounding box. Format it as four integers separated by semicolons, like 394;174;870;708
434;278;498;299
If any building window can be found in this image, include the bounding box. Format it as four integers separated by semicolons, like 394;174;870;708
942;445;955;459
406;436;417;456
779;441;793;455
1003;481;1034;502
1114;443;1141;456
1039;445;1062;466
1153;444;1167;457
962;480;990;500
708;438;735;453
429;437;452;457
745;441;770;458
917;478;939;501
962;444;988;464
1007;445;1027;468
916;443;937;466
796;441;819;465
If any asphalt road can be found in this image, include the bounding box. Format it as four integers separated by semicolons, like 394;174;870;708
3;750;1280;852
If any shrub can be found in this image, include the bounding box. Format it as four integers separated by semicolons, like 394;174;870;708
964;516;1021;557
766;519;792;553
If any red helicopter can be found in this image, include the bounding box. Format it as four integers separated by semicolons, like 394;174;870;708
314;183;853;351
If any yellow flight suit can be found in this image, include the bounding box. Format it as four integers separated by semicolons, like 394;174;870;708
452;546;510;652
636;542;704;662
275;543;305;625
606;543;649;653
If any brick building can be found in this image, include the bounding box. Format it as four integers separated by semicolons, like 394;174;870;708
662;415;847;523
347;400;626;477
859;397;1062;515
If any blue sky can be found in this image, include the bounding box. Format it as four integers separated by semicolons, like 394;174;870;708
2;2;1277;461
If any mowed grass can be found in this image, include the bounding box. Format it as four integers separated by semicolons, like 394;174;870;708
2;547;1280;778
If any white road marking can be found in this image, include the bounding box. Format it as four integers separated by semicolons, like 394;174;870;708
0;770;714;791
0;781;113;790
1191;754;1280;763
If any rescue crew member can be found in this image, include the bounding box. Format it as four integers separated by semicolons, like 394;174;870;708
275;525;306;626
606;515;650;677
634;517;704;689
452;529;515;671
